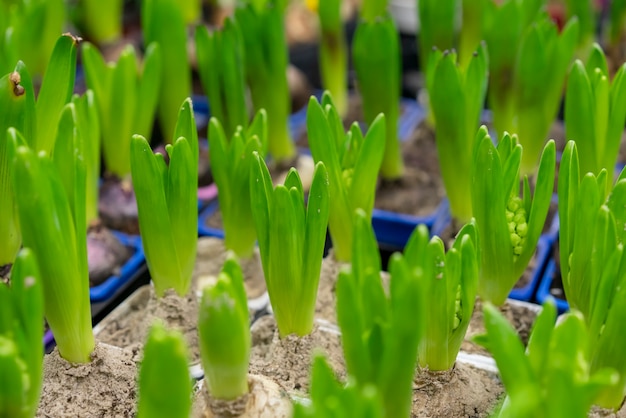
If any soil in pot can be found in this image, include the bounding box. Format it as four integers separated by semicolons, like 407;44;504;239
248;315;345;397
37;342;139;418
95;236;268;365
192;374;293;418
462;299;540;357
411;361;503;418
95;284;201;364
193;237;268;310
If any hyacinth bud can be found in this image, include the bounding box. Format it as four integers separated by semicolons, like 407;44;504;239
505;196;527;261
342;168;354;191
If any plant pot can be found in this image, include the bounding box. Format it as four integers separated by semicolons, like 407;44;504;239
89;230;145;304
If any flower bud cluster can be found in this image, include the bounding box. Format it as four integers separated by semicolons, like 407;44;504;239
506;196;528;262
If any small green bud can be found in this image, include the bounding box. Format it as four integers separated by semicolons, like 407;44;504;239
510;233;521;247
342;168;354;190
516;223;528;237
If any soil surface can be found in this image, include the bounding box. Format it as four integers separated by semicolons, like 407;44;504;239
249;315;345;396
193;237;268;307
411;362;504;418
37;343;139;418
314;253;348;325
374;119;445;217
95;284;201;365
192;374;293;418
463;299;540;357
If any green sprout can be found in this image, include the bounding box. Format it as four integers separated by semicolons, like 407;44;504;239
564;0;596;59
292;353;384;418
235;0;295;163
318;0;348;117
417;0;456;74
0;0;65;77
130;98;198;297
607;0;626;53
198;255;250;401
82;42;161;179
475;300;618;418
558;140;612;318
13;105;94;364
405;223;478;372
482;0;543;139
0;68;31;268
471;127;555;306
137;322;192;418
70;90;101;225
142;0;191;144
306;93;385;262
0;249;43;418
250;153;330;337
178;0;201;24
74;0;123;45
428;44;488;222
459;0;486;69
195;17;248;140
336;209;421;418
352;11;402;180
557;141;626;409
484;1;578;173
564;44;626;196
208;111;267;259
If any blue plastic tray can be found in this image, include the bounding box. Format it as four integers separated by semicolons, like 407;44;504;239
89;231;145;303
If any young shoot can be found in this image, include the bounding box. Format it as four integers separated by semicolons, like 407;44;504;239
336;209;421;418
306;93;385;261
130;98;198;297
137;322;192;418
198;255;250;402
484;2;578;173
428;44;488;222
405;222;478;372
459;0;486;69
352;12;402;180
196;17;248;140
318;0;348;117
13;107;94;364
418;0;456;74
475;300;618;418
292;353;384;418
208;111;267;258
82;42;161;179
235;1;295;163
0;67;31;268
33;33;80;155
142;0;191;143
565;44;626;196
74;0;123;45
0;0;65;77
558;141;626;409
70;90;101;225
471;127;555;306
0;249;43;418
250;153;330;337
